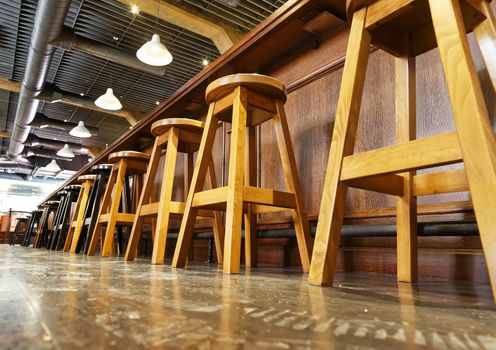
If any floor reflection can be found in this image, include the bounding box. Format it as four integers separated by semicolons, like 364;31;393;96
0;246;494;349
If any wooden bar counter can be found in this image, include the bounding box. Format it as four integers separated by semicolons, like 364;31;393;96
39;0;496;283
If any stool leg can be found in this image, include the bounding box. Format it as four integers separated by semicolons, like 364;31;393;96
87;166;118;256
125;137;161;261
223;86;248;273
430;0;496;302
33;209;47;248
82;173;107;254
273;101;312;271
308;7;371;285
102;159;128;257
207;153;225;264
244;126;258;267
395;56;418;282
63;189;83;252
172;103;219;268
151;128;179;265
473;0;496;91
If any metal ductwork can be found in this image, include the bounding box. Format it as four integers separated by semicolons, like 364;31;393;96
0;161;33;176
7;0;72;158
51;27;167;76
24;135;89;155
28;113;98;135
22;147;75;161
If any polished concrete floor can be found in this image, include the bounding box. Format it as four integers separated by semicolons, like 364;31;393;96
0;246;495;350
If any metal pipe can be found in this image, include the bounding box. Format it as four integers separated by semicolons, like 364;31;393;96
24;135;89;155
50;27;167;76
22;147;75;161
37;89;140;126
162;222;479;240
28;113;99;134
7;0;72;158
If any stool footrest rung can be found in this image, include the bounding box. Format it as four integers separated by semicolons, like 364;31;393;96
192;186;297;210
98;213;135;224
341;131;462;181
139;201;215;218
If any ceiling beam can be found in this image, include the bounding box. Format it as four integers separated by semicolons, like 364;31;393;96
120;0;243;53
0;131;12;139
0;77;141;125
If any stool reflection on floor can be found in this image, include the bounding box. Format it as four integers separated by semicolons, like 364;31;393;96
173;74;313;274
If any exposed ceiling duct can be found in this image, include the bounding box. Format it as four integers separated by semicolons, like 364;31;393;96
7;0;73;158
24;135;89;155
51;27;167;77
37;87;139;125
0;77;141;125
23;147;76;161
28;113;98;135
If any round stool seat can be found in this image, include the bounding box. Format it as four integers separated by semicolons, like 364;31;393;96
77;174;96;182
205;74;287;104
64;185;81;191
108;151;150;164
47;201;60;205
57;190;68;196
91;163;113;173
151;118;204;137
345;0;486;56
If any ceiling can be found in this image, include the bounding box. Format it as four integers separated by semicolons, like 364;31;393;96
0;0;285;178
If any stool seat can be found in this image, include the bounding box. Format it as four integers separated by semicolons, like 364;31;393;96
91;164;113;173
77;175;96;182
108;151;150;163
46;200;59;205
151;118;204;137
346;0;487;57
205;74;287;104
57;190;67;196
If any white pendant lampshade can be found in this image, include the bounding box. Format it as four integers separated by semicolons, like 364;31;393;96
137;34;173;66
56;144;75;158
44;160;62;172
95;88;122;110
69;121;92;138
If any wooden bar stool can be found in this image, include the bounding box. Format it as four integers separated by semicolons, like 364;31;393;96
87;151;150;257
22;210;42;247
173;74;313;273
49;185;81;251
308;0;496;302
73;164;113;254
9;218;28;245
33;201;59;248
124;118;225;265
63;175;96;252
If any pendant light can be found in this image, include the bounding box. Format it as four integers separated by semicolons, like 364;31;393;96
136;0;173;66
95;88;122;111
43;160;62;172
56;144;75;158
69;121;92;138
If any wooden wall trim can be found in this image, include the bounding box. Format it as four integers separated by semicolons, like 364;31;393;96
286;47;378;93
